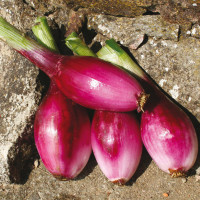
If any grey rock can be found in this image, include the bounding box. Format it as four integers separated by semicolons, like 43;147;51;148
132;37;200;120
88;14;180;47
0;0;42;184
196;167;200;175
181;178;187;183
0;40;40;184
0;0;200;200
64;0;147;17
128;34;145;50
195;175;200;183
191;24;200;38
57;0;200;25
158;0;200;24
26;191;41;200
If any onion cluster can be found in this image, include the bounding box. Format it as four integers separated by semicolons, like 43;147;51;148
0;17;198;184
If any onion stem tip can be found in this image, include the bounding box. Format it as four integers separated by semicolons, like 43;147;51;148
53;175;69;181
137;92;150;112
112;178;127;185
169;169;186;178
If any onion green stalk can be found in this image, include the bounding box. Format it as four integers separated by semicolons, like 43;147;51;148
0;17;42;52
66;34;146;81
32;16;59;53
65;32;96;57
97;39;146;80
0;17;59;77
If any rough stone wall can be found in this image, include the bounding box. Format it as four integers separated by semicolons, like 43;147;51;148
0;0;200;199
64;0;200;24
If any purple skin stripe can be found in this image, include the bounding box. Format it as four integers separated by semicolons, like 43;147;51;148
93;112;123;158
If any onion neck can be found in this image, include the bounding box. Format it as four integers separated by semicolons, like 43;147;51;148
18;48;61;78
0;17;62;78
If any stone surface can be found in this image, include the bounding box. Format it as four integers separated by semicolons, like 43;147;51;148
132;37;200;120
8;0;199;26
64;0;147;17
158;0;200;24
0;0;40;183
88;14;180;47
191;24;200;38
0;43;39;184
0;155;200;200
0;0;200;199
63;0;200;25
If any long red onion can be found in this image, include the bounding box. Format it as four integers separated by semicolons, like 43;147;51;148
97;39;198;177
32;17;91;180
141;86;198;177
34;82;91;179
0;17;148;112
91;111;142;184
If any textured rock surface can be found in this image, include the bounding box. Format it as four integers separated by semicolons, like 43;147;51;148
0;0;200;199
191;24;200;38
64;0;147;17
158;0;200;24
64;0;200;25
0;43;39;184
132;37;200;119
0;0;40;184
0;156;200;200
88;14;180;47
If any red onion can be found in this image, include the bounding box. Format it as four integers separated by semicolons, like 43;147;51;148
34;82;91;180
97;39;198;177
0;18;148;112
141;89;198;177
32;17;91;180
91;111;142;184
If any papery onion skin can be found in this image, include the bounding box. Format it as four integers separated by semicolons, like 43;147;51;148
34;82;91;180
141;91;198;177
91;111;142;184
